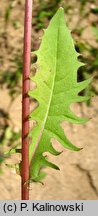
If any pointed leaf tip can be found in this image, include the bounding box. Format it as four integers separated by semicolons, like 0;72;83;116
29;7;91;183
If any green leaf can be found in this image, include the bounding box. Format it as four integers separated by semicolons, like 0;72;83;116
29;7;92;182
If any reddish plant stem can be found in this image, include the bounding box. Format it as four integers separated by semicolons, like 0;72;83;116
22;0;32;200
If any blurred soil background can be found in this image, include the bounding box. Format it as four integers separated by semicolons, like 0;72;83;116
0;0;98;200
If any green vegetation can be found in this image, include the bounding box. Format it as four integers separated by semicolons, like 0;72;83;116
0;0;98;175
29;8;91;183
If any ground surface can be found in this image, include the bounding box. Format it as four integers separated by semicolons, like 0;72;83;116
0;0;98;200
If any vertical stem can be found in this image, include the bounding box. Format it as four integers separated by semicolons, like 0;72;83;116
22;0;32;200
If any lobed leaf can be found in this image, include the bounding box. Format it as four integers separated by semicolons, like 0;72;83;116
29;8;92;182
